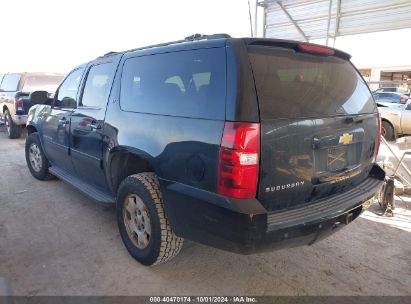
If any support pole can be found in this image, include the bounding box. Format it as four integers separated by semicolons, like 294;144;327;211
277;1;308;42
325;0;333;46
333;0;342;47
254;0;258;37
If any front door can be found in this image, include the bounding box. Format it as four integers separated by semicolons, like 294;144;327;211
70;59;118;191
42;68;85;173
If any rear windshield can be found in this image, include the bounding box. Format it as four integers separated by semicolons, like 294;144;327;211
0;74;21;91
22;75;65;93
248;46;376;120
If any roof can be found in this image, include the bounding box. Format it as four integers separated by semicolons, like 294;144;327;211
99;34;231;58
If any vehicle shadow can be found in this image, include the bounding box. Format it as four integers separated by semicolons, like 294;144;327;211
143;204;411;295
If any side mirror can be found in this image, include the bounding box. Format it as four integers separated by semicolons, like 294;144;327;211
405;103;411;110
29;90;49;105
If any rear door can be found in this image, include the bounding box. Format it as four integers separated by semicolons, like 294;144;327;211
69;56;120;191
42;68;85;174
247;44;379;212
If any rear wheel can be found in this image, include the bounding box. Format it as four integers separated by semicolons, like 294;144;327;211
117;173;183;266
4;109;22;139
25;133;53;180
381;121;395;141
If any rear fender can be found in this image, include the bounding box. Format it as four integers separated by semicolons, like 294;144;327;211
106;147;156;195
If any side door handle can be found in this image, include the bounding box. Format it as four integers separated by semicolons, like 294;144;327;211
58;117;69;125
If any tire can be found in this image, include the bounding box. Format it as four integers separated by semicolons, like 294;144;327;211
381;121;395;141
117;173;183;266
4;109;22;139
25;132;53;180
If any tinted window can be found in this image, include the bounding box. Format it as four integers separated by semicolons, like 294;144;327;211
22;75;65;93
0;74;21;91
81;63;115;108
120;48;226;119
55;68;84;108
248;46;376;119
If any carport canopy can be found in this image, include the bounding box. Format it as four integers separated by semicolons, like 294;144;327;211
257;0;411;46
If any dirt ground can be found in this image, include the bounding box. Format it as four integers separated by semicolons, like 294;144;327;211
0;127;410;296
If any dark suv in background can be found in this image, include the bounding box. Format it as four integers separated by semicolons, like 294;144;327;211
0;72;64;138
25;35;384;266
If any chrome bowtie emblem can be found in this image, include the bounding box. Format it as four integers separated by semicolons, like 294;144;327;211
339;133;353;145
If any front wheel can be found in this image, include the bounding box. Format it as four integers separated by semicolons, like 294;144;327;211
4;109;22;139
117;173;183;266
25;133;53;180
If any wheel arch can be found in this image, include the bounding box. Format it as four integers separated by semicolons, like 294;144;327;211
381;118;397;139
107;147;156;194
381;118;395;131
26;124;38;136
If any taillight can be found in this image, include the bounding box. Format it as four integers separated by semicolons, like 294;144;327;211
297;43;335;55
15;96;23;111
400;95;408;103
217;122;260;199
374;113;382;160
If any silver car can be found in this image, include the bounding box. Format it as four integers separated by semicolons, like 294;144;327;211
379;102;411;140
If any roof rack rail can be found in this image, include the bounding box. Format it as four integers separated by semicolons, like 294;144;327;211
103;51;119;56
98;33;231;58
184;33;231;41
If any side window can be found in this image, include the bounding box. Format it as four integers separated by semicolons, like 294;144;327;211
119;48;226;120
55;68;84;108
80;62;115;108
0;74;21;91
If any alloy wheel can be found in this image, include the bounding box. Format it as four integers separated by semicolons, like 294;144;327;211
28;143;42;172
381;126;387;138
123;194;151;249
4;114;10;136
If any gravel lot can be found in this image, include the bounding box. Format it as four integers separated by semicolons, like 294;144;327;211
0;127;410;296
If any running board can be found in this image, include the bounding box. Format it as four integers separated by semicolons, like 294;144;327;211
49;166;115;204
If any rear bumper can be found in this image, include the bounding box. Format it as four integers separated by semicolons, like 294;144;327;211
11;114;27;125
161;164;385;254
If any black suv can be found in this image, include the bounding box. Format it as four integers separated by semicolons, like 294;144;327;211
25;35;384;266
0;72;64;138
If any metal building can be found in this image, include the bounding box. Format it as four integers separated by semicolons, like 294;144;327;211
258;0;411;46
256;0;411;90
